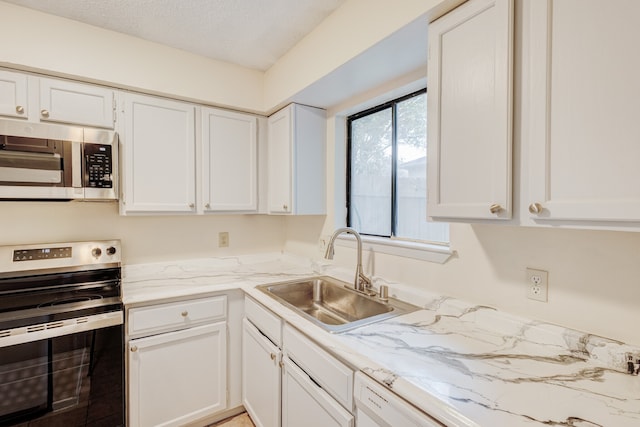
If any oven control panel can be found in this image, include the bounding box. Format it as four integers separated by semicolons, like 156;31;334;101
1;241;121;273
13;247;72;262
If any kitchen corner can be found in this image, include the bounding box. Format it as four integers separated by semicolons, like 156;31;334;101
122;254;640;427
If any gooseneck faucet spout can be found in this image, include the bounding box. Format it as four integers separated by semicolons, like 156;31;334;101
324;227;373;294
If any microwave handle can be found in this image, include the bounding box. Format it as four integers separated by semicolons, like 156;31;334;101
72;141;82;188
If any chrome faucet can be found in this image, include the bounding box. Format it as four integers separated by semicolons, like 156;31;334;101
324;227;374;295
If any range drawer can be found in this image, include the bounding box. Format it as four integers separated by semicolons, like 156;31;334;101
284;324;353;411
245;296;282;347
128;295;227;338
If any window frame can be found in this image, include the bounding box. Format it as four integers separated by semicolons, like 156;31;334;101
346;88;430;240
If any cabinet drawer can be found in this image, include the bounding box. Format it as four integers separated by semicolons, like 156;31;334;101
284;325;353;411
128;296;226;337
245;296;282;347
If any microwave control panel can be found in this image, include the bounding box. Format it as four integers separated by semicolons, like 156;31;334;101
84;144;113;188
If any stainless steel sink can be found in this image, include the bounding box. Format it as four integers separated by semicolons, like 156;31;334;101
257;276;419;333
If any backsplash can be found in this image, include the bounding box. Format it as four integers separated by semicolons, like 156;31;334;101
314;257;640;375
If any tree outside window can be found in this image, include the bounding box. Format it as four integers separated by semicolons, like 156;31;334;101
348;90;449;244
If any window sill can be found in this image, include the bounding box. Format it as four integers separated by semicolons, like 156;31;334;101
334;235;453;264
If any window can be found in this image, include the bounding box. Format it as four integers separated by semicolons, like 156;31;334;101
347;90;449;244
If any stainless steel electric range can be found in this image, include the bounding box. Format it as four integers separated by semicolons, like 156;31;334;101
0;240;124;426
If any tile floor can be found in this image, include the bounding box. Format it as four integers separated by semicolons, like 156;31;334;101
208;412;255;427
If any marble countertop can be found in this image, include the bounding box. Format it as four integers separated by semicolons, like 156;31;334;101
123;253;640;427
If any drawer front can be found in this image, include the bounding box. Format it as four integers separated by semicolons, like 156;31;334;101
245;296;282;347
128;295;226;337
284;325;353;410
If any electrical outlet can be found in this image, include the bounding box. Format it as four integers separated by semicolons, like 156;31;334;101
625;352;640;374
526;268;548;302
218;232;229;248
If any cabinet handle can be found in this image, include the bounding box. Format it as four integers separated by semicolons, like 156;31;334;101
181;311;188;317
130;346;138;352
282;204;288;211
528;202;544;214
270;353;276;360
489;204;503;214
15;105;24;114
41;109;50;118
279;361;284;368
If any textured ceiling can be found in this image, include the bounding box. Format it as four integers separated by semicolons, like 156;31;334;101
3;0;347;70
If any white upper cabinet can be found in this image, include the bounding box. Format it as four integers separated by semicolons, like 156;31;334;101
0;71;115;128
267;103;326;215
427;0;514;220
39;77;114;128
0;69;28;119
121;92;196;214
201;107;257;212
525;0;640;223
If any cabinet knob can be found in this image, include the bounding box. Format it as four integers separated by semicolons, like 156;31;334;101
279;361;284;368
15;105;24;114
188;203;195;208
205;203;211;209
181;311;189;317
282;204;288;211
270;353;276;361
489;204;503;214
130;346;138;352
41;109;49;118
528;202;544;214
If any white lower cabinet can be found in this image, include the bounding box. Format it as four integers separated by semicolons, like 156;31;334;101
242;318;281;427
282;358;353;427
129;323;227;427
242;297;354;427
127;294;237;427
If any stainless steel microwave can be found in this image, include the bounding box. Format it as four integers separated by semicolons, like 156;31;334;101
0;119;117;200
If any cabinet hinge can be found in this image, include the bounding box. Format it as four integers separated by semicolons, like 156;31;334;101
112;98;117;124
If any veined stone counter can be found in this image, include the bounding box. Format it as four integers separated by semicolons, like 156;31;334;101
122;254;640;426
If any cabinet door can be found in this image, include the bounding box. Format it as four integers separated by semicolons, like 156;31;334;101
267;106;293;213
267;103;326;215
202;107;257;212
427;0;514;220
242;319;281;427
0;70;28;119
128;322;227;427
526;0;640;222
282;358;353;427
121;93;196;213
39;77;114;128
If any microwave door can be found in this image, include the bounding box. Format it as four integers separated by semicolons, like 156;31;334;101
0;151;62;184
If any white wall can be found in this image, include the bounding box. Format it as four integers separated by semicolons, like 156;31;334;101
0;0;452;113
285;213;640;347
0;2;264;112
283;70;640;347
4;0;638;347
264;0;459;110
0;202;286;264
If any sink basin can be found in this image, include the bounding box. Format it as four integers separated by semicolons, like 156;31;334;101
257;276;419;333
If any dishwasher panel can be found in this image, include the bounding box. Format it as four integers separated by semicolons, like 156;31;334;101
354;372;443;427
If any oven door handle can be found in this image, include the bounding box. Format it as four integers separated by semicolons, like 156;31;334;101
0;311;122;348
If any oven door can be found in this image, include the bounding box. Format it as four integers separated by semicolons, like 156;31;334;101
0;322;124;426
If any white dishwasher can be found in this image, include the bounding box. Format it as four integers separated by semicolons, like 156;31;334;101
354;372;444;427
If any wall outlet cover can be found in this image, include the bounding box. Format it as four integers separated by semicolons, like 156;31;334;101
218;232;229;248
526;268;548;302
